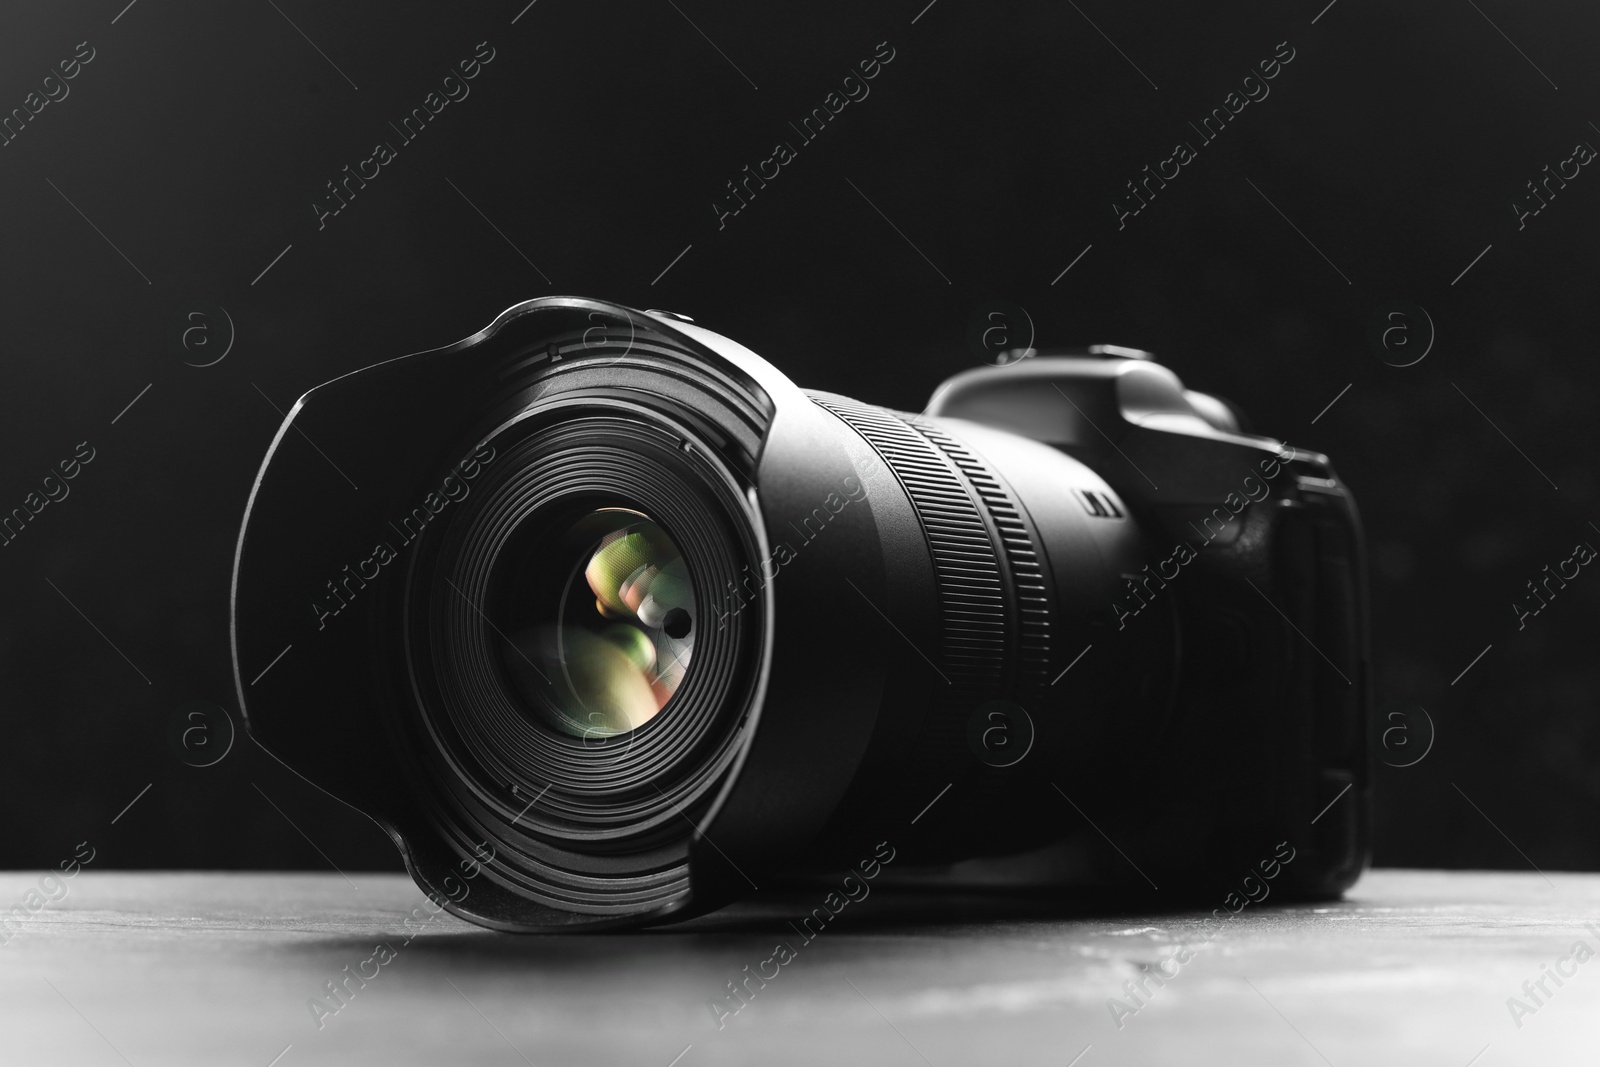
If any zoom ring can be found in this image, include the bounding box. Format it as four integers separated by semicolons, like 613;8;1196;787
908;416;1055;702
809;393;1007;692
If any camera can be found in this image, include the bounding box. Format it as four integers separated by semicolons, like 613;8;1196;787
232;297;1371;931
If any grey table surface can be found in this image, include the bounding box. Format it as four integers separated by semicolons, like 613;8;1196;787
1;870;1596;1066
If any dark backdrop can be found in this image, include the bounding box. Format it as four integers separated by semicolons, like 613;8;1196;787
3;0;1596;873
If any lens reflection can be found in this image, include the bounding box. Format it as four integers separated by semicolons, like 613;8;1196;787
503;510;695;739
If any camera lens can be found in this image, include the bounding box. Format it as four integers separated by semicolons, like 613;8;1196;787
407;404;763;863
497;508;696;740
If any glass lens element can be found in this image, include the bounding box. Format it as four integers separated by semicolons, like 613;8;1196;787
502;510;695;739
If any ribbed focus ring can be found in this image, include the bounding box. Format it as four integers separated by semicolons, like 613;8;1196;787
808;394;1008;691
908;417;1054;701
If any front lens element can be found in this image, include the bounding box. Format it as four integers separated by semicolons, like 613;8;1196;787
502;509;696;739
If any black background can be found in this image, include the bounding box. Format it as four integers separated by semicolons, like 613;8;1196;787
3;0;1596;874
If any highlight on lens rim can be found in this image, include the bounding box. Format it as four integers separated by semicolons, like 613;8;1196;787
500;508;696;740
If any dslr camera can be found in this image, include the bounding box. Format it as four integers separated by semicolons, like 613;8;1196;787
233;297;1371;930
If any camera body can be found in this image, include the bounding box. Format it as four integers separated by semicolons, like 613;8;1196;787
909;350;1370;898
232;297;1370;930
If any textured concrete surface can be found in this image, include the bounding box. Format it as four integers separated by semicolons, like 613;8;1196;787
1;870;1596;1065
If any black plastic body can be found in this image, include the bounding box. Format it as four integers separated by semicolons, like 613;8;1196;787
917;356;1371;899
231;298;1371;930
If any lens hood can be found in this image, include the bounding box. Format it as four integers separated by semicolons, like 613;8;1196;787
233;297;930;929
